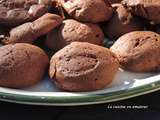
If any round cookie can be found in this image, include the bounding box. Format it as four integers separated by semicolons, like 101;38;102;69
46;19;104;50
110;31;160;72
104;4;143;39
0;43;49;88
58;19;104;49
59;0;113;23
49;42;119;92
122;0;160;24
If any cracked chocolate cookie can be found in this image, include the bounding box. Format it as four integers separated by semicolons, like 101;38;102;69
122;0;160;24
58;0;113;23
0;43;49;88
110;31;160;72
49;42;119;92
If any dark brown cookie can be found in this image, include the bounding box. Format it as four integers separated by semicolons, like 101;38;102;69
45;19;104;50
49;42;119;92
110;31;160;72
0;43;49;88
122;0;160;24
0;0;52;27
104;4;143;39
58;0;113;23
2;13;63;44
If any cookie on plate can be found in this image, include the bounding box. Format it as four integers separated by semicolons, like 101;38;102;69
0;43;49;88
45;19;104;50
111;31;160;72
49;42;119;92
59;0;113;23
2;13;62;44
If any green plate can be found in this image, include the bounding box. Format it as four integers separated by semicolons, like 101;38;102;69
0;70;159;106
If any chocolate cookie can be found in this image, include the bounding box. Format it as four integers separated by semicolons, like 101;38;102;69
49;42;119;92
0;43;49;88
110;31;160;72
104;4;143;39
122;0;160;24
0;0;52;27
2;13;63;44
45;19;104;50
58;0;113;23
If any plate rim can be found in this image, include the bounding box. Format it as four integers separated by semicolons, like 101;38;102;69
0;79;160;106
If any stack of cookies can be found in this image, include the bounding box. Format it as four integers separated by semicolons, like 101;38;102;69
0;0;159;92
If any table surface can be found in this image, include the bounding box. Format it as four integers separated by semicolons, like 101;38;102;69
0;90;160;120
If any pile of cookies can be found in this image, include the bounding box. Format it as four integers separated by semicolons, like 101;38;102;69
0;0;159;92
